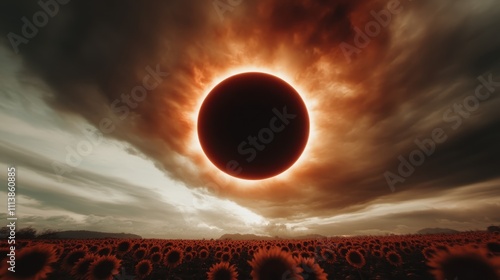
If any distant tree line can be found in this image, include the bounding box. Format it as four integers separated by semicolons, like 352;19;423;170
0;226;60;239
0;227;142;239
487;225;500;232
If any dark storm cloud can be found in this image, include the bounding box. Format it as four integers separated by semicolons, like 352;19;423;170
1;0;499;223
0;0;213;181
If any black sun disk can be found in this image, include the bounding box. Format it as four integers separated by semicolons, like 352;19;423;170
198;72;309;180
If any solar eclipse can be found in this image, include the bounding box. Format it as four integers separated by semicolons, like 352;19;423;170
197;72;310;180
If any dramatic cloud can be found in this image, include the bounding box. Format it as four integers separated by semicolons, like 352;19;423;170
0;0;499;235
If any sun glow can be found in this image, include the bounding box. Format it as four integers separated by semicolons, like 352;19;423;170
188;65;319;187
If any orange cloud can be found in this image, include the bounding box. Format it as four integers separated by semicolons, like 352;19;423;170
1;0;500;222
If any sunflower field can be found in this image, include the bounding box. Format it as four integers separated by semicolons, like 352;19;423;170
1;231;499;280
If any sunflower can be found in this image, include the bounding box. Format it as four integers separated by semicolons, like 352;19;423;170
150;252;163;264
133;248;148;260
132;243;141;251
86;255;121;280
97;246;112;256
372;250;383;258
71;254;97;279
149;245;160;254
320;248;336;264
381;246;391;255
215;250;223;259
116;241;132;255
62;249;87;271
295;256;328;280
300;251;310;258
248;247;303;280
402;247;412;255
345;249;366;269
221;252;231;262
89;245;99;253
422;247;437;260
184;252;193;262
428;245;500;280
161;245;171;255
192;250;199;258
307;245;315;252
199;249;209;259
385;251;403;266
338;247;348;257
135;260;153;279
207;262;238;280
0;244;58;280
433;243;449;252
164;247;183;268
486;241;500;256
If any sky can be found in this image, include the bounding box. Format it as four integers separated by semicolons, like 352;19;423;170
0;0;499;239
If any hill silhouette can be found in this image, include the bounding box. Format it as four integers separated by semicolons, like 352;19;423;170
38;230;142;239
416;228;459;234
